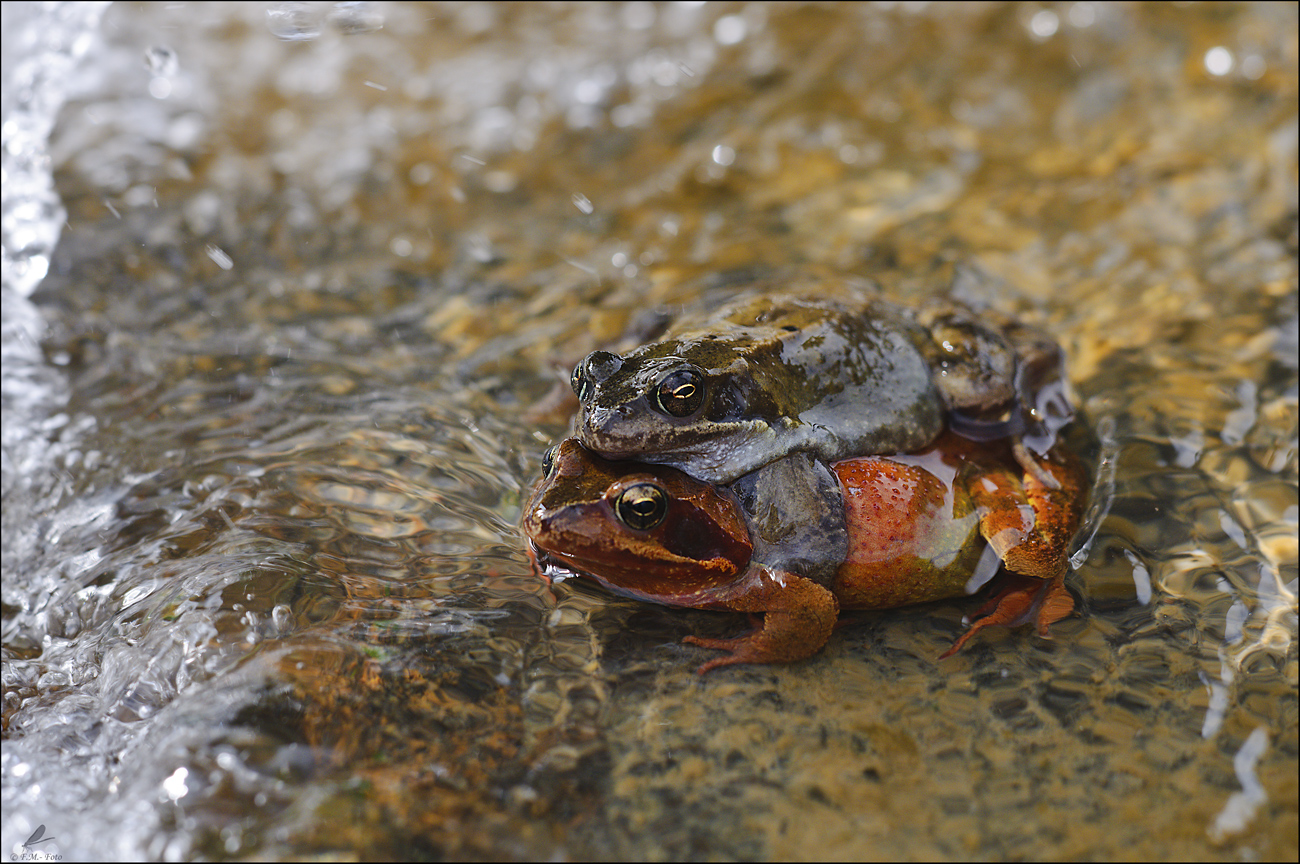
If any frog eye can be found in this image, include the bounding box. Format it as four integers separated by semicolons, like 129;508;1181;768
570;363;588;400
572;351;624;401
615;483;668;531
654;367;705;418
540;446;558;478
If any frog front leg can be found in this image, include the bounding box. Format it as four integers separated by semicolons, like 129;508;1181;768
727;452;849;585
941;444;1087;657
683;568;839;674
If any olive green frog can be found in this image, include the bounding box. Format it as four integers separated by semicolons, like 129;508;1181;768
570;293;948;486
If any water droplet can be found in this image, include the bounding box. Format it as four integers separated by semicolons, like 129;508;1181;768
163;767;189;801
574;78;604;105
144;45;177;77
572;193;594;214
266;2;321;42
1029;10;1059;39
714;14;746;45
271;604;295;633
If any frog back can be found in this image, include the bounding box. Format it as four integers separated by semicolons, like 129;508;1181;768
829;451;986;609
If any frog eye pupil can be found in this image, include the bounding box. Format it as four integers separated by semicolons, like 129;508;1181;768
541;446;557;478
616;484;668;530
654;368;705;418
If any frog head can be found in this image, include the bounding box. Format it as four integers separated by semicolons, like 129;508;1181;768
523;438;753;605
568;336;804;485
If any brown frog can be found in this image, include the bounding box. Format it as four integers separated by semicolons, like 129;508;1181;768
523;434;1088;673
569;293;948;486
570;291;1071;485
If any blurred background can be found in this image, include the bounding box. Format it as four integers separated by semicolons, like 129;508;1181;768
3;2;1296;859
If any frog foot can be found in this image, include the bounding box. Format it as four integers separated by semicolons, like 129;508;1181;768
526;542;552;585
683;570;838;673
968;441;1087;582
941;440;1087;657
939;572;1074;658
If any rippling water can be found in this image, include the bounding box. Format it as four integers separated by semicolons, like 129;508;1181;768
3;2;1296;860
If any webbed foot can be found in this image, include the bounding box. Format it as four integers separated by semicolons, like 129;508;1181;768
939;572;1074;658
942;440;1087;657
682;573;838;673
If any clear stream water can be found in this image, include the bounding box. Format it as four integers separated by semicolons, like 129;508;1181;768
2;2;1296;860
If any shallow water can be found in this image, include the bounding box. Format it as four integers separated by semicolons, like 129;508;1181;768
2;2;1296;860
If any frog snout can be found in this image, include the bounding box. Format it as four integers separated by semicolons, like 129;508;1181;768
584;402;632;430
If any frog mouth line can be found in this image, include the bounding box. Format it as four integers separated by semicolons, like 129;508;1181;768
580;418;772;459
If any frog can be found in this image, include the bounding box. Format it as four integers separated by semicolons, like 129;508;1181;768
523;433;1088;673
569;293;948;487
568;290;1076;584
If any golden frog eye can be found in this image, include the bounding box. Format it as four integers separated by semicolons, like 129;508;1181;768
653;367;705;418
615;483;668;531
540;446;557;478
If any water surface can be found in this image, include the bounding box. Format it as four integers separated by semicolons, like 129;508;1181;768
3;2;1296;860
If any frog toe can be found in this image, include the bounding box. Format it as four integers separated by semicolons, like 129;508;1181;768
683;632;768;674
939;572;1075;658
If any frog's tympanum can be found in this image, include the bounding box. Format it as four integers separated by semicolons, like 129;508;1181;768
524;435;1087;673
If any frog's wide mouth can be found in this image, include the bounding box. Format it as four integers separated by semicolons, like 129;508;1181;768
578;404;714;456
577;437;713;474
530;535;747;598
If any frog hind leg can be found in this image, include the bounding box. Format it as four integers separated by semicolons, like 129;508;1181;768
942;446;1086;658
938;572;1073;659
682;571;839;674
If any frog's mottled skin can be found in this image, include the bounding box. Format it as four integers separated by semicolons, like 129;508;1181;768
571;295;948;486
524;435;1088;673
